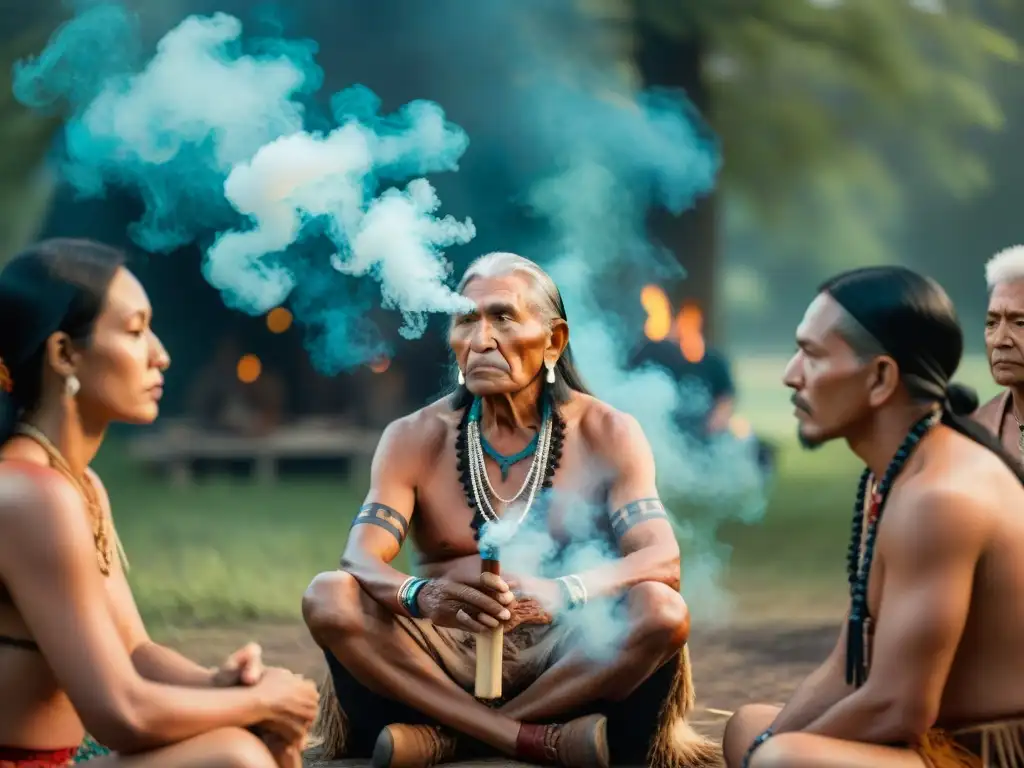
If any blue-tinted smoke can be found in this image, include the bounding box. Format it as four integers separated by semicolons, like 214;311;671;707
16;3;769;644
480;506;631;665
448;6;768;651
510;45;764;619
13;3;474;363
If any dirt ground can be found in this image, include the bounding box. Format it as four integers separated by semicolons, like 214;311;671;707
156;616;838;766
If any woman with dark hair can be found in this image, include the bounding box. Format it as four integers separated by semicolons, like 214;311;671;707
0;240;318;767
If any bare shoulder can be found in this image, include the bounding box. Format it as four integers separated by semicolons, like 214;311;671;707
0;462;90;550
894;479;990;531
573;394;651;465
886;435;1009;553
939;427;1024;510
373;396;458;473
881;480;990;573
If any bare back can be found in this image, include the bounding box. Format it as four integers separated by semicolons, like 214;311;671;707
866;425;1024;727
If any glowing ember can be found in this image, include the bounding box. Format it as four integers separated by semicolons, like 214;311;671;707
369;357;391;374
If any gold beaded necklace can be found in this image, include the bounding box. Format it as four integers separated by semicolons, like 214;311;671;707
14;423;113;576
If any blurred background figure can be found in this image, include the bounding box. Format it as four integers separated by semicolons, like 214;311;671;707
627;283;777;481
187;334;287;437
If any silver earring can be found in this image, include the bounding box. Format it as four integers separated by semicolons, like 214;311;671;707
546;362;556;385
65;375;80;398
458;369;465;386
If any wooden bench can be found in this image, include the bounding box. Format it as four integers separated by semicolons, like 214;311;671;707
127;419;382;486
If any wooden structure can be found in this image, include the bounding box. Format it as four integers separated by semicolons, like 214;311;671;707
127;418;382;486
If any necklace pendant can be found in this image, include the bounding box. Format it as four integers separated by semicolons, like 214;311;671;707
499;463;511;481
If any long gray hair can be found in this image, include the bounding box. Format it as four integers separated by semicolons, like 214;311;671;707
448;252;592;410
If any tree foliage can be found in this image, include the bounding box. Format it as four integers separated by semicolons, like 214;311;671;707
610;0;1020;273
3;0;1019;278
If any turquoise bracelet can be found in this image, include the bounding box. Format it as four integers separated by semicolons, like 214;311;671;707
741;727;773;768
398;576;429;618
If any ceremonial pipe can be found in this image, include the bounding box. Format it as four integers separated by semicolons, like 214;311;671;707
475;548;503;700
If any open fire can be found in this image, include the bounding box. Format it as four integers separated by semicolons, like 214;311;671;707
640;285;705;363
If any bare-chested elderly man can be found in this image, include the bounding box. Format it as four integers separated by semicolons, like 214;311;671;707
302;252;718;768
724;266;1024;768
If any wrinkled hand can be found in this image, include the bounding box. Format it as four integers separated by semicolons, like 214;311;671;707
416;578;513;632
253;667;319;743
212;642;264;687
505;574;563;619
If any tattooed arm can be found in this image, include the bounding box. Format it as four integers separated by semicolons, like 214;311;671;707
568;407;681;598
338;415;426;615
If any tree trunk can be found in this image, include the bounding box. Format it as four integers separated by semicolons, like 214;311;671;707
635;25;720;345
0;3;68;261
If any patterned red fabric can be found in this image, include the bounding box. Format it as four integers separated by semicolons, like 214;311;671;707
0;746;76;767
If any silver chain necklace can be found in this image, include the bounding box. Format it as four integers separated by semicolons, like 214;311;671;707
466;410;553;530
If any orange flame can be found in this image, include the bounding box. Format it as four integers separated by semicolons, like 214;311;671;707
640;285;672;342
369;357;391;374
0;359;11;394
676;305;705;363
640;286;706;362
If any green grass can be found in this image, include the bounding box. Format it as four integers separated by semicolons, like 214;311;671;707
100;472;370;625
96;354;998;627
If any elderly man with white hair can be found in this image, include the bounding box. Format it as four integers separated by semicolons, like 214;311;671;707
974;245;1024;458
300;252;717;768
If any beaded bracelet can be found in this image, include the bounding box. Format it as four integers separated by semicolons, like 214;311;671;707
741;727;774;768
556;574;588;611
397;576;429;618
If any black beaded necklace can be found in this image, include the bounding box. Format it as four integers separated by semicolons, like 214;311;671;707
845;409;941;687
455;392;565;541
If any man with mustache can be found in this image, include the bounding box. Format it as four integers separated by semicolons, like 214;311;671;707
973;246;1024;460
301;252;718;768
723;266;1024;768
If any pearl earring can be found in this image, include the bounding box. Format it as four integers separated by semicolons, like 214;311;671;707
458;369;465;386
546;362;556;385
65;375;80;398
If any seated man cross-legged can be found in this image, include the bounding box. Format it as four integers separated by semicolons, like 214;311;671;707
302;252;719;768
725;267;1024;768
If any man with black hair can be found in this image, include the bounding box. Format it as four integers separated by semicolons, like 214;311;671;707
724;266;1024;768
